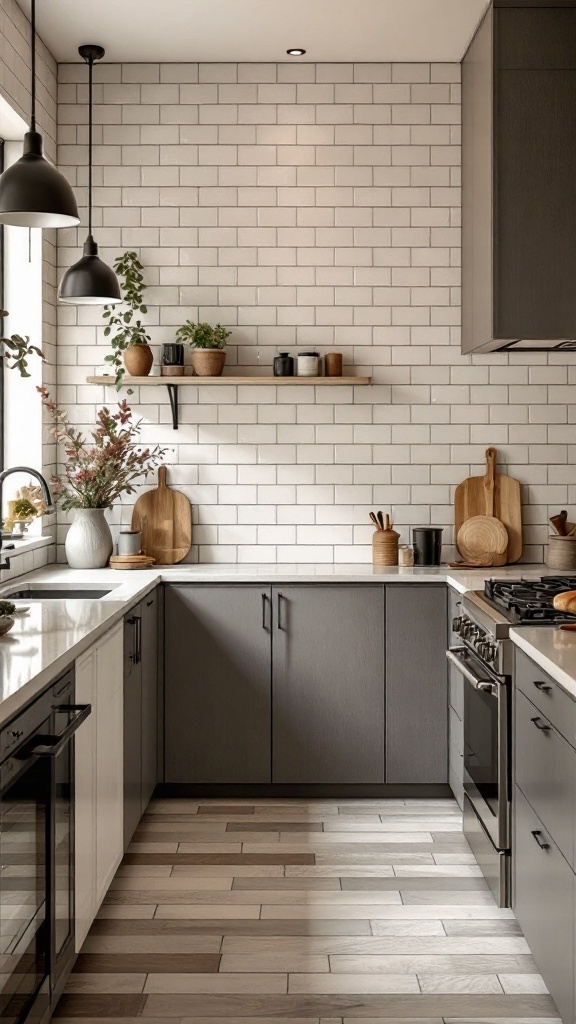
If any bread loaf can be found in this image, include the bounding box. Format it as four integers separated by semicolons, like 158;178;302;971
553;590;576;613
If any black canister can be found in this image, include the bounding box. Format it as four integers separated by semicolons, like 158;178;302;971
273;352;294;377
412;526;443;566
163;343;184;366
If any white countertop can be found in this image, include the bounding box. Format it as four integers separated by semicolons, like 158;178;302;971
511;625;576;702
0;560;562;725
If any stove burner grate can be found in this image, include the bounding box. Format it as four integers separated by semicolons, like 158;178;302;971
484;576;576;625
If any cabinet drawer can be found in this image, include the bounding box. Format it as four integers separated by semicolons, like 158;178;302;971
515;689;575;868
515;647;576;746
514;786;574;1024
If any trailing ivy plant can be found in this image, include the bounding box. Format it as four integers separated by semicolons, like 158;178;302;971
175;320;231;350
102;251;151;392
0;310;44;377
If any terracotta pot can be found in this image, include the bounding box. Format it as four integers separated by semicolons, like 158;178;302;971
191;349;226;377
124;343;153;377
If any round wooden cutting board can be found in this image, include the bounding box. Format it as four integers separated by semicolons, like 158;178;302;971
131;466;192;565
457;514;508;565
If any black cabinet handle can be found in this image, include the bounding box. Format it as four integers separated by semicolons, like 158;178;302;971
277;592;285;630
531;716;551;732
261;593;269;630
127;616;141;663
533;680;552;694
28;704;92;757
136;616;142;664
531;829;550;850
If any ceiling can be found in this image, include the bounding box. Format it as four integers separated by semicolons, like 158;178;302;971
20;0;490;64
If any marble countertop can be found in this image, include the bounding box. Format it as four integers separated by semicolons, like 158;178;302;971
0;560;559;726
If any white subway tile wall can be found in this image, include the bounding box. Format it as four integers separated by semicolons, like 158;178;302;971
56;61;574;564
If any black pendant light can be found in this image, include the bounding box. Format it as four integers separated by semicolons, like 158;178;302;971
0;0;79;227
58;45;120;305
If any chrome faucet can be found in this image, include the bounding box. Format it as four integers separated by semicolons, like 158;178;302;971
0;467;54;569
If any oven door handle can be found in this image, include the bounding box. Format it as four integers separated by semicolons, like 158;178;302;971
446;647;499;695
27;704;92;757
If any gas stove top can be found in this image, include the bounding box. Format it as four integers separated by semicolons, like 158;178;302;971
456;576;576;677
483;575;576;625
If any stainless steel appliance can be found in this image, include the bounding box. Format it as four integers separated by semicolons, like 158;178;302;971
447;575;576;908
0;671;90;1024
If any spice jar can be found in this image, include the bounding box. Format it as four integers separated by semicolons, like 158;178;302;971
398;544;414;567
325;352;343;377
297;352;320;377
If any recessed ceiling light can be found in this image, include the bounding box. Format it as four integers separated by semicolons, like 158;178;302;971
287;48;306;56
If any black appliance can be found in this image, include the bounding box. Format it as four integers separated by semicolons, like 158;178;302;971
0;671;90;1024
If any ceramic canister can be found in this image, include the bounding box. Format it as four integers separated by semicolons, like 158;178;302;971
297;352;319;376
118;530;141;556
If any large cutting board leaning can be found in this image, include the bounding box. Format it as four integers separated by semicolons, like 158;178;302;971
131;466;192;565
454;447;522;565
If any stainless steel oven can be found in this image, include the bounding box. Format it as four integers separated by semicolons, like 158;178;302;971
446;644;511;907
0;670;90;1024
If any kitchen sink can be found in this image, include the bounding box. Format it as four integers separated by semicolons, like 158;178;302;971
3;588;112;600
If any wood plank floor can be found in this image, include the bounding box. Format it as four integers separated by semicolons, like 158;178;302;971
55;798;561;1023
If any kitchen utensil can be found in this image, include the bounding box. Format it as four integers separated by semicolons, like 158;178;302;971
131;466;192;565
550;511;569;536
372;516;400;566
369;511;380;530
412;526;443;566
454;447;522;563
457;515;508;564
546;535;576;571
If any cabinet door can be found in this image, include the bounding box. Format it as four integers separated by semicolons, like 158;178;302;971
514;785;574;1024
74;648;96;952
140;590;159;811
164;586;272;783
272;585;385;784
95;624;124;904
123;609;142;848
385;585;448;784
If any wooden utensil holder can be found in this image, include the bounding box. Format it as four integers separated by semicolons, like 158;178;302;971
372;528;399;566
546;535;576;571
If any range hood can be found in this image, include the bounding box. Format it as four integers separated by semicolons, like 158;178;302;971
462;1;576;354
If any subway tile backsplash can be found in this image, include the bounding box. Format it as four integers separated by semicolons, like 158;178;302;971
56;61;574;564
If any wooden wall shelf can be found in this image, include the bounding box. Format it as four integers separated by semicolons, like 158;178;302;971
86;375;373;429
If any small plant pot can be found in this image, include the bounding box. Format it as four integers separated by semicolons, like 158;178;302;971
124;343;153;377
192;349;226;377
0;617;15;637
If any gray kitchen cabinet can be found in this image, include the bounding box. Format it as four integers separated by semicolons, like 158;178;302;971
141;590;159;809
462;3;576;353
271;585;385;784
514;786;574;1024
164;585;272;784
385;585;448;784
123;610;142;848
123;591;160;849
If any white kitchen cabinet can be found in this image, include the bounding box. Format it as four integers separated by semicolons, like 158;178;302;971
74;622;123;951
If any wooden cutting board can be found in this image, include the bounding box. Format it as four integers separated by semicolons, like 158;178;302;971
131;466;191;565
455;447;522;564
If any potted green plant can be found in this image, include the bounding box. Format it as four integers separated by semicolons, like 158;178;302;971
38;386;167;568
175;320;231;377
0;310;44;377
0;600;16;637
102;251;152;389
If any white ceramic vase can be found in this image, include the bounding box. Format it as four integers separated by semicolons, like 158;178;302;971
65;508;113;569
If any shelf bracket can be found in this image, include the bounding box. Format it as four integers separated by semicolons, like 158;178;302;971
166;384;179;430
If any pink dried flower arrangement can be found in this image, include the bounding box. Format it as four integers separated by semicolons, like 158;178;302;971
38;387;167;511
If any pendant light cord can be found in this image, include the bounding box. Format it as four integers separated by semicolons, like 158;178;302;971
87;52;93;236
30;0;36;131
